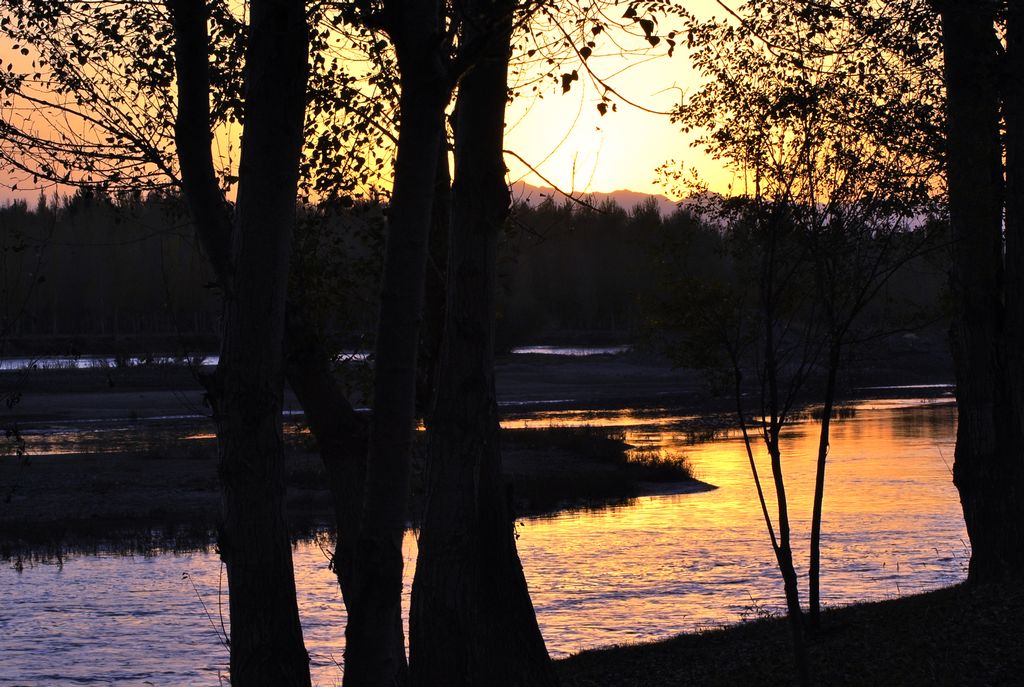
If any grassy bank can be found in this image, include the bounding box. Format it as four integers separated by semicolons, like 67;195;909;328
558;582;1024;686
501;426;705;515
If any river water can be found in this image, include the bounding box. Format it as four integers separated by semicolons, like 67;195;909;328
1;395;964;686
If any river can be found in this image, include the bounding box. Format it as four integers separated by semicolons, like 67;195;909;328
1;394;964;686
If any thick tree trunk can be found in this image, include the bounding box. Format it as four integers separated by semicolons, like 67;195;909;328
808;341;840;630
1004;0;1024;552
408;5;559;685
208;0;311;683
939;1;1024;583
168;0;370;613
1009;0;1024;346
343;8;450;684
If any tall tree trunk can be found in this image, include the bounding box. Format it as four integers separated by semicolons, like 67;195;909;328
761;248;809;685
766;434;809;686
408;4;559;685
808;341;840;630
1003;0;1024;571
168;0;370;615
939;0;1024;583
417;132;452;423
343;7;450;684
166;0;232;283
209;0;311;683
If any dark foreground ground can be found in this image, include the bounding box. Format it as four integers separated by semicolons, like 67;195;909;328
558;582;1024;686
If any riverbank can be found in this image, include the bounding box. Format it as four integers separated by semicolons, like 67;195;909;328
0;351;719;559
1;328;955;417
1;346;951;557
558;582;1024;686
0;422;709;558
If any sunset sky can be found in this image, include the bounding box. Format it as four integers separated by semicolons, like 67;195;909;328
503;25;731;202
0;1;732;204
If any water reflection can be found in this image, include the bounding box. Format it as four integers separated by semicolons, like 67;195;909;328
517;397;964;652
1;398;966;686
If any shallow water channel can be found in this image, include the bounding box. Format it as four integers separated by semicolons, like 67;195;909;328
2;396;965;686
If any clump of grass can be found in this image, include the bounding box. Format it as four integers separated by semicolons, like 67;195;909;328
807;404;858;421
625;449;694;482
500;425;698;516
680;427;730;445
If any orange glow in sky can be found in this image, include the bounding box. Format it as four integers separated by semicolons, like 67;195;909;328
0;1;734;204
503;42;727;200
502;0;733;200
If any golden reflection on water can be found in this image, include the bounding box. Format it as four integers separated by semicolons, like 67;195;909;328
296;396;965;667
492;397;965;657
501;407;695;430
3;397;967;684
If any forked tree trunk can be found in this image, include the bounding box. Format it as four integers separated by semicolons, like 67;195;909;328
209;0;311;683
408;4;559;685
343;6;451;684
168;0;369;614
939;0;1024;583
765;433;809;687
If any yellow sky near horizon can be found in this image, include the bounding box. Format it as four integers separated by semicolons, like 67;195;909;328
502;19;734;202
0;1;733;205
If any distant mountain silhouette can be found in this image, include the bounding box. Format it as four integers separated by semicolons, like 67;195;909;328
509;181;680;216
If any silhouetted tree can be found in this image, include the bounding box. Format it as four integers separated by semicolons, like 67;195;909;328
166;4;391;682
664;0;943;676
936;0;1024;583
172;0;313;682
408;0;558;683
340;0;454;680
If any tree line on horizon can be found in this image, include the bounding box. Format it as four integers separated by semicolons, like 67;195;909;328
1;188;947;358
1;1;1022;686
